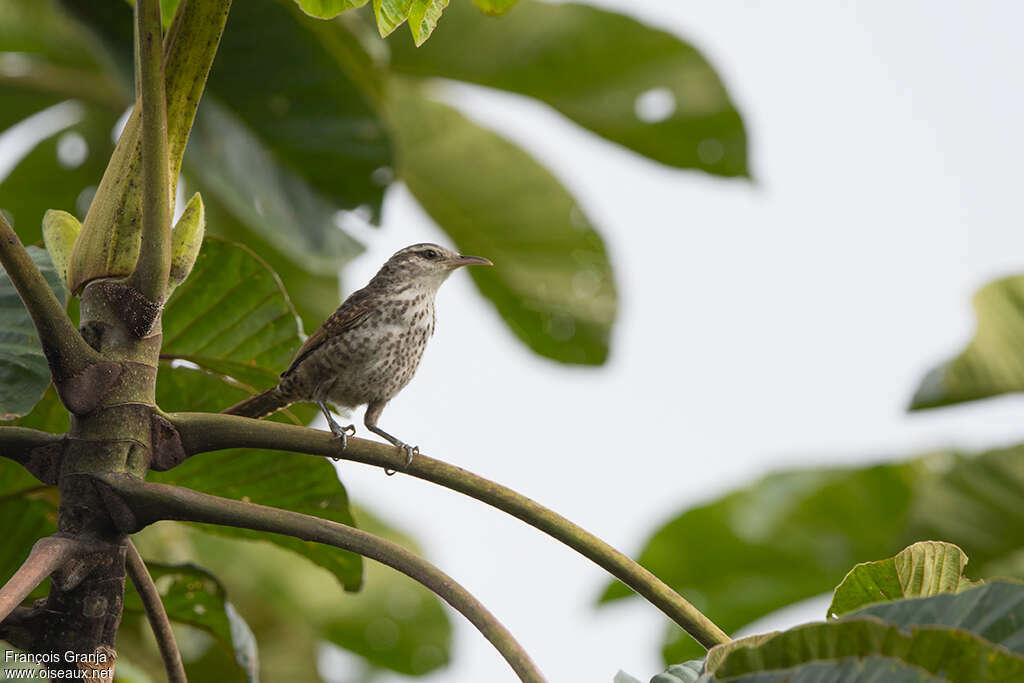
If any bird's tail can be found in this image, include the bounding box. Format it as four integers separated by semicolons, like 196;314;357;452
223;387;292;419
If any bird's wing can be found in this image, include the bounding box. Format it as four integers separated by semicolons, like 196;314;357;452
283;287;375;377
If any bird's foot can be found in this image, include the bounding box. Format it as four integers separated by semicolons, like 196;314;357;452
384;443;419;476
328;423;356;462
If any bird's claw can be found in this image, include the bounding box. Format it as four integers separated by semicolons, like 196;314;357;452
384;443;419;476
328;424;356;462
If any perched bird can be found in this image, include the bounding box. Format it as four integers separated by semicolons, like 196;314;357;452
224;243;492;467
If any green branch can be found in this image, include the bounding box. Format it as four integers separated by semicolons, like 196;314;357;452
0;212;105;385
166;412;731;650
91;473;546;683
125;540;186;683
0;426;63;485
126;0;172;309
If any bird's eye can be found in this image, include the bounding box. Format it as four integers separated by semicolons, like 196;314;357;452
422;249;439;260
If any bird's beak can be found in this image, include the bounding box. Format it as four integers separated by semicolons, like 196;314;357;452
451;254;493;268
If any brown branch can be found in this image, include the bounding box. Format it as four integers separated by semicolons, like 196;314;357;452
125;540;186;683
126;0;172;309
90;473;546;683
0;536;85;623
165;412;731;650
0;426;63;485
0;211;103;380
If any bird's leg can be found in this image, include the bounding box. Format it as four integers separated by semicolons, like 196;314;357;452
318;401;355;461
365;400;418;475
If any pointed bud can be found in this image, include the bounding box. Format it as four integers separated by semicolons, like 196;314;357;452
42;209;82;289
169;192;205;290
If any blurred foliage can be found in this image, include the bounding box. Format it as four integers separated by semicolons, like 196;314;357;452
622;546;1024;682
911;276;1024;410
602;445;1024;665
0;0;752;677
388;0;748;177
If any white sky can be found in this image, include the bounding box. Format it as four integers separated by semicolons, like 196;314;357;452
329;2;1024;681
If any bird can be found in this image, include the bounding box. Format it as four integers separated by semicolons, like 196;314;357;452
223;243;492;470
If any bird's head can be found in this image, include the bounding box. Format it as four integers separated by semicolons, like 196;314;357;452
372;243;492;290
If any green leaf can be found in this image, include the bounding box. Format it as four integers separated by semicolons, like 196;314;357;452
123;560;259;682
408;0;448;46
161;237;303;384
708;657;945;683
851;581;1024;655
0;106;117;248
908;445;1024;579
0;247;67;419
373;0;414;36
124;561;233;637
185;100;363;280
709;618;1024;681
196;189;340;333
293;0;368;19
470;0;518;16
911;276;1024;410
387;81;617;365
6;384;69;434
0;0;110;69
388;0;747;176
828;541;975;618
709;582;1024;681
600;462;917;664
148;443;363;592
207;0;391;220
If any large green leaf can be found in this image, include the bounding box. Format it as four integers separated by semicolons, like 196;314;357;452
828;541;976;618
608;444;1024;666
185;100;362;281
388;0;747;177
196;185;340;332
709;582;1024;681
293;0;369;19
709;618;1024;681
706;657;946;683
123;560;259;681
0;106;119;245
0;0;108;69
907;445;1024;578
387;81;617;365
600;462;918;664
0;247;67;419
852;581;1024;653
161;236;303;383
911;276;1024;410
148;448;364;592
208;0;391;220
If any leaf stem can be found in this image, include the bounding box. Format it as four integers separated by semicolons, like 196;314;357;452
0;212;103;379
167;412;731;649
127;0;172;307
125;540;187;683
92;473;547;683
0;536;84;623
